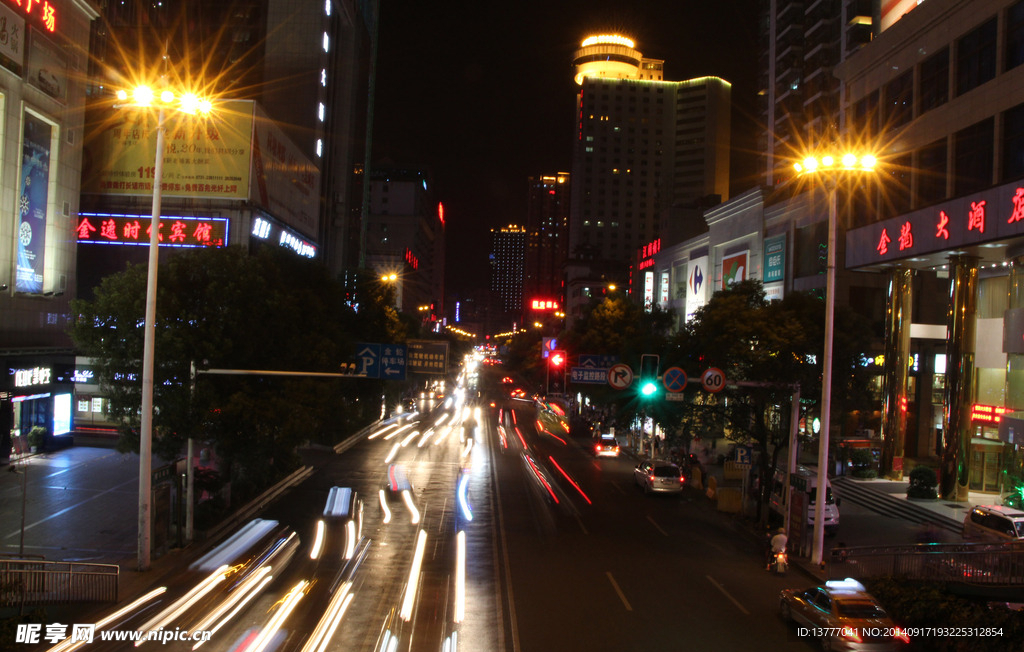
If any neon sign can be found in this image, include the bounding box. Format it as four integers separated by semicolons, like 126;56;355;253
971;404;1011;424
77;213;227;248
5;0;56;33
405;248;419;270
14;366;51;387
531;299;560;311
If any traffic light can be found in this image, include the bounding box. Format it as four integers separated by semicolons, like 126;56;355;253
639;354;660;397
549;350;566;368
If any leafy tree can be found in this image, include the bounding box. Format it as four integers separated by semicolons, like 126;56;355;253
70;246;410;498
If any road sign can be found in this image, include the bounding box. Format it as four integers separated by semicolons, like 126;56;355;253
701;367;726;393
354;342;381;378
607;363;633;389
571;367;608;384
381;344;407;381
408;340;449;374
579;354;618;368
665;392;687;402
663;366;688;393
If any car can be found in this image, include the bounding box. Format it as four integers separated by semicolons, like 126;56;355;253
778;578;910;651
633;459;685;494
510;388;527;399
962;504;1024;541
593;434;620;457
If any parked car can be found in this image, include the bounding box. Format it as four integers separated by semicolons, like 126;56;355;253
962;505;1024;541
633;459;685;494
779;578;910;651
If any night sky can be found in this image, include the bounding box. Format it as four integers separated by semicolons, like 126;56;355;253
372;0;761;296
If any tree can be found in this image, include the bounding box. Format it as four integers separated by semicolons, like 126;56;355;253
674;280;872;522
70;246;410;499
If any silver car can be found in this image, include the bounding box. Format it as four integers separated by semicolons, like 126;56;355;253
634;459;684;494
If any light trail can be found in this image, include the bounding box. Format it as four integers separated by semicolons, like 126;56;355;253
549;456;592;504
400;530;428;621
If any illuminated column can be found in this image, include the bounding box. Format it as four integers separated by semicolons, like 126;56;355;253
941;255;979;501
880;266;913;479
1006;249;1024;412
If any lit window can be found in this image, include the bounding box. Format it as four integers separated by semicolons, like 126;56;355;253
321;69;327;86
316;139;323;157
318;103;325;121
323;33;330;52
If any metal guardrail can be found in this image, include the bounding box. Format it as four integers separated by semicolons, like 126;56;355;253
827;541;1024;585
0;559;118;607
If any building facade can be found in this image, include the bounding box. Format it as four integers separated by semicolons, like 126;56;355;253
523;173;569;313
489;224;526;324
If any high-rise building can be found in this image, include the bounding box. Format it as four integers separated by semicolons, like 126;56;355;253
757;0;874;185
524;173;569;310
365;166;445;320
566;34;731;321
489;225;526;320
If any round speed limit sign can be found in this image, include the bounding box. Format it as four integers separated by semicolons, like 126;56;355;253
701;367;726;393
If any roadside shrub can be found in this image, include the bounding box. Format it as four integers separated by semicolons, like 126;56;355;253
907;466;938;499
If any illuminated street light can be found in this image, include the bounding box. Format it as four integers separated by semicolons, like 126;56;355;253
380;273;398;282
115;83;216;571
794;148;879;568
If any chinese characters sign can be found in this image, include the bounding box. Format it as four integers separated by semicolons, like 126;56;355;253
530;299;560;310
847;180;1024;269
76;213;228;248
82;99;253;201
4;0;55;33
407;340;449;375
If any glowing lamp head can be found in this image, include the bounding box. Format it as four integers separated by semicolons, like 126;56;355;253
861;154;877;170
115;89;128;102
841;153;857;168
802;157;818;172
132;86;155;107
159;90;175;104
821;155;835;167
641;381;658;396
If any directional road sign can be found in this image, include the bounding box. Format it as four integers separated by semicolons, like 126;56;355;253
380;344;407;381
354;342;381;378
663;366;688;393
579;354;618;369
571;367;609;384
607;363;634;390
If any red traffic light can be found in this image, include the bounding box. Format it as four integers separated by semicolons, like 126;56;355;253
550;350;566;367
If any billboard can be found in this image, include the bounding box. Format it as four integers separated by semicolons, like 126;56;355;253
250;103;319;238
685;255;708;322
721;251;748;289
82;99;254;200
16;112;53;293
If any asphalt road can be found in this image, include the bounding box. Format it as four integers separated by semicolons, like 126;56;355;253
13;359;950;651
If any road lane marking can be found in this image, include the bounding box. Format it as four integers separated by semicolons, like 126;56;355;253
606;572;633;611
575;514;589;535
4;477;137;539
646;515;668;537
706;575;750;615
610;481;625;495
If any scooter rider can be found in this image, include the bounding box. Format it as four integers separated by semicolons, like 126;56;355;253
766;527;788;570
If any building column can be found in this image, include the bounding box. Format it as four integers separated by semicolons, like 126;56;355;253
1005;248;1024;413
880;267;913;479
941;255;979;501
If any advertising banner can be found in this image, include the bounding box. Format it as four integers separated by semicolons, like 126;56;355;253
721;251;748;289
763;234;786;283
82;99;254;200
250;103;319;238
16;112;52;293
685;255;708;323
27;30;66;102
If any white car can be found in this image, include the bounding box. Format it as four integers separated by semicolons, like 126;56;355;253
634;459;685;494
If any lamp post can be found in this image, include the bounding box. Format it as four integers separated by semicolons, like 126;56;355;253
115;86;213;571
793;151;877;567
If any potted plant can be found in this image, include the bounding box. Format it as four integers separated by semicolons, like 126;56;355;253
906;466;938;500
26;426;47;452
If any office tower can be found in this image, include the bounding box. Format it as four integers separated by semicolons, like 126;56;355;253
489;225;526;320
757;0;874;185
566;34;730;320
524;173;569;309
365;167;445;318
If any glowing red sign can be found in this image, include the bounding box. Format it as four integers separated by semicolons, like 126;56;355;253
6;0;56;32
437;202;445;226
531;299;560;311
639;238;661;259
404;248;419;270
76;213;228;248
971;404;1011;424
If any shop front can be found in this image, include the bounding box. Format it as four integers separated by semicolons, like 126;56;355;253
2;357;76;462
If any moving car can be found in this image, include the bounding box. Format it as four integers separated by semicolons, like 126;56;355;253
593;433;620;457
962;504;1024;541
769;465;840;536
779;578;909;651
633;459;685;494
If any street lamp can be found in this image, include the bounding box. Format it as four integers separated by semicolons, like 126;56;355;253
115;84;214;571
794;150;877;567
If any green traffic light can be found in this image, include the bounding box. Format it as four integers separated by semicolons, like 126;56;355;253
641;381;658;396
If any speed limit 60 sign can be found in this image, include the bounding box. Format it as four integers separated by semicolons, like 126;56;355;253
701;367;726;393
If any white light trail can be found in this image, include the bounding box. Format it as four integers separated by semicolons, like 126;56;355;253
379;489;392;523
400;529;428;621
401;489;421;524
134;568;229;646
455;530;466;623
310;520;326;559
384;441;401;464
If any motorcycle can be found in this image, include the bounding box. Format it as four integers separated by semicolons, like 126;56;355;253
771;548;788;574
